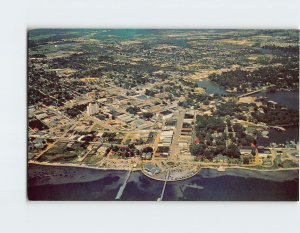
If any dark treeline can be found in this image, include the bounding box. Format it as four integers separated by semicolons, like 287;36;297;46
190;115;243;160
209;64;299;92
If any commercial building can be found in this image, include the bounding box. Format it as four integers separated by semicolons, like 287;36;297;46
159;130;174;146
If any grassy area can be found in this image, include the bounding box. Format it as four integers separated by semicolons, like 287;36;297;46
38;141;86;163
83;153;103;166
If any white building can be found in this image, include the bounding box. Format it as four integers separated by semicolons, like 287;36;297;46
159;130;174;146
87;102;99;116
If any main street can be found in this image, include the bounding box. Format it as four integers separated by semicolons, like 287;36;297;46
169;110;185;159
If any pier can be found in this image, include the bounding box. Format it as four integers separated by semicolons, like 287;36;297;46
115;168;132;200
157;170;170;201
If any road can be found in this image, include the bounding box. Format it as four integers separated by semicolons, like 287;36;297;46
33;141;58;161
169;110;185;159
237;85;275;98
152;131;161;156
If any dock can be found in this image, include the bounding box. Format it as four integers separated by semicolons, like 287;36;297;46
115;169;132;200
157;170;170;201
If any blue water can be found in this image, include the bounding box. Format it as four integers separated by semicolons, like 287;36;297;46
120;172;164;201
28;176;121;201
28;166;127;201
253;90;299;110
164;171;298;201
28;167;299;201
198;80;228;95
252;90;299;146
197;79;299;146
257;127;299;147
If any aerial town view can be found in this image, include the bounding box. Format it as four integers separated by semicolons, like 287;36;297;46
27;29;299;201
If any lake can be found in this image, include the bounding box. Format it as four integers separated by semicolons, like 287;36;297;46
257;127;299;147
253;90;299;110
198;78;299;111
253;90;299;146
198;80;228;95
197;79;299;146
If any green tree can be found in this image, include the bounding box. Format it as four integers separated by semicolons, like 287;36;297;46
142;112;154;119
243;157;250;164
203;150;214;160
189;144;205;156
223;144;241;158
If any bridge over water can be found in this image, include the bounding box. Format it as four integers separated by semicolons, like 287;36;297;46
237;85;275;98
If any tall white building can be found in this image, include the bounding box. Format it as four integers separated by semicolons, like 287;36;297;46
87;102;99;116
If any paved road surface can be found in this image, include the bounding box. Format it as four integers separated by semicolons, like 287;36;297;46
170;110;185;159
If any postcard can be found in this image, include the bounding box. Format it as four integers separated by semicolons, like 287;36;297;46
27;29;299;201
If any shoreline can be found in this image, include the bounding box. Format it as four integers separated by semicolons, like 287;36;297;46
200;77;299;96
28;161;141;172
29;161;299;174
28;161;299;186
199;167;299;182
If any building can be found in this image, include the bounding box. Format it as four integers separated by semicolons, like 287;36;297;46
181;122;193;136
144;163;161;175
159;130;174;146
87;102;99;116
158;110;173;120
142;152;153;160
155;146;170;157
184;110;194;124
164;119;177;130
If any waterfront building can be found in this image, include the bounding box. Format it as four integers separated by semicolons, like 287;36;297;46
144;163;161;175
